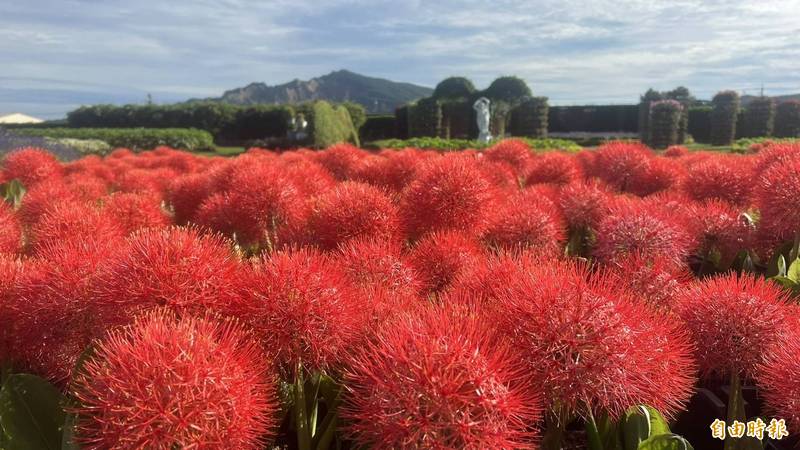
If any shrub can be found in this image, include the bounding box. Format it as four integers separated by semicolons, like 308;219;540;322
342;101;367;130
309;101;360;148
394;105;410;139
432;77;477;100
13;128;215;152
483;76;532;103
44;138;112;156
407;97;442;138
688;106;712;143
638;89;663;143
742;97;776;137
649;100;682;149
440;101;472;139
367;137;581;152
710;90;740;146
549;105;638;133
359;115;396;141
775;100;800;137
508;97;548;137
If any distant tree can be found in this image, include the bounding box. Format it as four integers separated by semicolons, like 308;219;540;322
432;77;477;100
483;76;532;103
742;96;776;137
342;101;367;130
775;100;800;137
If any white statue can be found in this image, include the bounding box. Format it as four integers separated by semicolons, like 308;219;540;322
293;113;308;140
473;97;492;143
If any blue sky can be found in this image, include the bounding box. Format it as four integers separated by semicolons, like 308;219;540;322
2;0;799;119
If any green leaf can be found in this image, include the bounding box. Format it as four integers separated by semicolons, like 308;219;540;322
622;405;671;450
0;374;65;450
787;257;800;282
777;255;787;277
770;276;798;290
638;434;694;450
60;413;80;450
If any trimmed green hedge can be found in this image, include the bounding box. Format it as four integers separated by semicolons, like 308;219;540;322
368;137;581;152
13;128;215;151
394;106;410;140
775;101;800;138
440;101;472;139
742;97;775;138
688;107;712;143
549;105;638;133
408;97;442;138
508;97;548;138
308;101;360;148
360;115;397;142
649;100;682;149
710;91;740;146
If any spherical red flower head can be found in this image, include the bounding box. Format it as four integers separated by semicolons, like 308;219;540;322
0;203;22;254
16;180;78;226
483;138;533;176
591;141;655;194
305;181;400;251
63;173;109;202
681;156;753;206
14;238;123;385
478;159;521;192
674;273;791;380
71;311;277;450
400;154;496;240
166;173;213;225
108;148;135;159
336;237;421;307
664;145;689;157
102;192;171;234
1;147;63;187
29;202;124;254
481;189;565;254
0;255;25;363
114;167;178;196
495;261;695;418
246;248;365;375
627;156;683;197
315;143;369;181
280;157;337;197
755;155;800;251
687;200;753;266
751;141;800;175
557;180;612;231
593;206;692;270
524;151;582;186
757;327;800;431
353;149;424;193
193;193;240;239
342;305;542;449
93;227;247;322
407;230;484;297
609;253;692;310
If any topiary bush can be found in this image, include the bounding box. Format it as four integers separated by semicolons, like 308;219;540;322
432;77;477;100
309;101;360;148
483;76;532;104
775;100;800;137
710;90;740;146
638;89;663;144
688;107;712;143
742;97;775;138
360;115;397;142
12;128;215;152
408;97;442;138
342;102;367;130
549;105;638;133
394;105;410;140
649;100;682;149
508;97;548;138
440;101;472;139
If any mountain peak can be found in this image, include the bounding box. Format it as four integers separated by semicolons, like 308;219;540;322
211;70;432;113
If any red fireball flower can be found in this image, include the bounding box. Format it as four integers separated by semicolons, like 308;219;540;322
524;151;582;186
315;143;369;180
29;202;124;253
336;237;421;306
305;181;400;250
686;200;753;266
114;167;179;196
92;227;247;322
557;180;612;231
166;173;213;225
609;253;692;309
341;304;542;449
481;189;565;254
63;173;109;201
590;141;654;193
102;192;171;234
495;260;695;418
1;147;62;187
400;154;496;240
483;138;534;176
0;203;22;254
754;155;800;253
664;146;689;157
280;156;337;197
757;327;800;431
245;248;366;376
681;156;753;206
626;156;683;197
71;310;277;450
16;180;78;226
353;149;425;193
0;255;25;364
407;230;484;297
674;273;791;380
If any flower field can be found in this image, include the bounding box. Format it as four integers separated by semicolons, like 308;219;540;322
1;139;799;449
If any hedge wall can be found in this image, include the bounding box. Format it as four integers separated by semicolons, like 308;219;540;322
638;89;663;142
742;97;775;138
440;101;472;139
394;106;410;140
775;101;800;138
548;105;638;133
688;107;712;143
12;128;215;152
309;101;360;148
649;100;682;149
360;115;397;142
710;91;740;146
508;97;548;137
408;97;442;138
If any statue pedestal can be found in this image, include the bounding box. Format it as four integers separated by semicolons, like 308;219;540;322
477;132;492;144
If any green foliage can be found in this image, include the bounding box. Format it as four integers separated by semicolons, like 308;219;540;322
359;115;397;141
639;89;664;142
227;105;295;141
394;105;410;140
0;374;65;450
649;100;682;149
407;97;442;138
43;138;112;156
341;102;367;130
508;97;549;137
483;76;532;103
432;77;477;100
730;137;800;152
711;90;741;146
774;100;800;137
688;107;712;143
309;101;360;148
440;101;472;139
368;137;581;152
12;127;215;152
549;105;639;133
742;97;775;137
1;179;26;209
